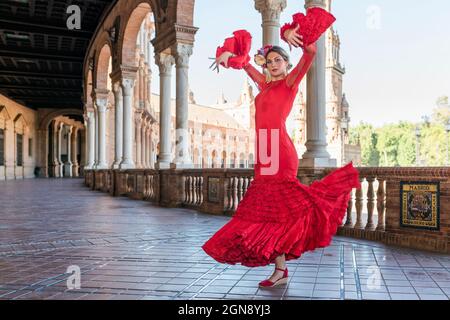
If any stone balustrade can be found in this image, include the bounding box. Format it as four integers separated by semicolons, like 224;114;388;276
84;166;449;254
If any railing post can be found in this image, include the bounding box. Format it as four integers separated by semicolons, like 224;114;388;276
344;190;354;228
376;178;386;231
354;186;364;229
365;176;376;230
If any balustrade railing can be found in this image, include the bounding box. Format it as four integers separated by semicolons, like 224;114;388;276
84;165;449;253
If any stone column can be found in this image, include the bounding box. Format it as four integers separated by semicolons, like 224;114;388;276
145;124;152;168
51;120;59;177
95;98;108;169
150;129;154;168
64;125;73;177
71;127;79;177
146;42;153;110
94;108;99;169
85;111;96;169
112;82;123;169
79;129;86;175
36;128;49;178
135;112;142;168
141;122;147;168
120;76;136;169
171;44;194;169
301;0;335;167
58;122;64;177
155;52;175;169
255;0;287;46
139;58;145;109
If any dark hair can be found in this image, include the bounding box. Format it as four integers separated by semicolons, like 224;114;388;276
265;46;293;70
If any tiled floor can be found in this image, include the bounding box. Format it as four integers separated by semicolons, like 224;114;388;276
0;178;449;300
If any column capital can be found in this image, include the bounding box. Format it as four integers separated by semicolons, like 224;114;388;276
112;81;123;95
304;0;327;9
93;88;110;101
121;78;136;96
172;43;193;68
110;65;139;84
254;0;287;20
134;110;144;125
95;98;108;113
155;52;175;75
84;104;95;113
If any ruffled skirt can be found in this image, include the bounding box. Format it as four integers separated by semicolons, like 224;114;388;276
201;161;362;267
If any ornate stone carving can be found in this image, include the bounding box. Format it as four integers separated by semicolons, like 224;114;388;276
155;53;175;74
254;0;287;20
121;78;135;96
173;43;193;68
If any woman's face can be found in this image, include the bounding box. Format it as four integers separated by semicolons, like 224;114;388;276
266;52;288;78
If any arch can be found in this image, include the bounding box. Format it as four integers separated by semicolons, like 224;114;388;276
239;152;245;168
221;150;227;168
249;153;254;167
13;114;28;131
95;44;113;90
202;148;209;168
193;147;200;168
230;152;236;168
39;109;84;131
0;105;11;129
211;149;217;162
121;2;154;67
85;69;93;108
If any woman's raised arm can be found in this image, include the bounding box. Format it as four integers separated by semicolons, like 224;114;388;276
286;43;316;89
243;63;266;91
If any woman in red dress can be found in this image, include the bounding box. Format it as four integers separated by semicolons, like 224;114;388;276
202;8;361;288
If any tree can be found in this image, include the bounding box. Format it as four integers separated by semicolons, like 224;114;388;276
350;122;379;166
432;96;450;126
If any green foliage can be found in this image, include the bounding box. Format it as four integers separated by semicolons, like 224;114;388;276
350;122;379;166
351;101;450;167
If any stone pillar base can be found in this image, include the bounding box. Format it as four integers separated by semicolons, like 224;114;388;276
170;161;194;169
119;162;135;170
155;161;171;170
300;157;337;168
112;162;122;169
64;164;73;177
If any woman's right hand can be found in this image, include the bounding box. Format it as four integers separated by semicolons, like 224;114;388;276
210;51;235;73
217;51;235;68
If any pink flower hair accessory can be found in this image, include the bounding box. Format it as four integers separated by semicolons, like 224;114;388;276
254;45;273;67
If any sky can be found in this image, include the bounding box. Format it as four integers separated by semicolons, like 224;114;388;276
152;0;450;128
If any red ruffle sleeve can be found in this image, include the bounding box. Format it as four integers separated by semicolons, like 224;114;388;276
280;7;336;46
216;30;252;70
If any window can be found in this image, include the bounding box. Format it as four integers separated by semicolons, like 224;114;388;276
0;129;4;166
28;138;32;157
17;133;23;167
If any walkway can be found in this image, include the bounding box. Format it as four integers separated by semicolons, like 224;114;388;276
0;179;449;300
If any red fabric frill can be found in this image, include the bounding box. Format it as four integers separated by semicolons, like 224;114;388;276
281;7;336;46
215;29;252;70
201;161;361;268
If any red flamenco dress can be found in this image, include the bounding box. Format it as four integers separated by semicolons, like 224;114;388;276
203;8;360;268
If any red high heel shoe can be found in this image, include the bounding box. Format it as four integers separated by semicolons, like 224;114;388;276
258;267;288;288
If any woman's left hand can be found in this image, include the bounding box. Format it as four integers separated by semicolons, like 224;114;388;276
283;25;304;51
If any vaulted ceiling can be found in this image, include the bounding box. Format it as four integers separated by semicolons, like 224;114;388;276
0;0;115;110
